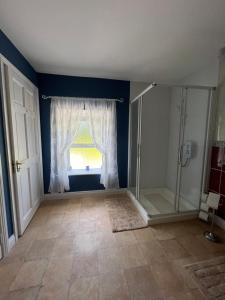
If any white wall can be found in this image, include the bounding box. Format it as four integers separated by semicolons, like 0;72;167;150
181;62;218;86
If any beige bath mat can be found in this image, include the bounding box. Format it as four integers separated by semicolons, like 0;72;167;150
105;197;148;232
185;256;225;299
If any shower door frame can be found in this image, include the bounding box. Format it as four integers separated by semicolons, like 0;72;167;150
128;82;215;220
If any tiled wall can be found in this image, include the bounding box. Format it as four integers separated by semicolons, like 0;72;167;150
208;143;225;219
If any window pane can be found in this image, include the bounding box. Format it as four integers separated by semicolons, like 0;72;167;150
70;147;102;169
74;121;93;144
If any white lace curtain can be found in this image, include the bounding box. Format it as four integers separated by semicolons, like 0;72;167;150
49;97;119;193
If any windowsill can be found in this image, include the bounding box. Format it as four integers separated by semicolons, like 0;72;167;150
68;168;101;176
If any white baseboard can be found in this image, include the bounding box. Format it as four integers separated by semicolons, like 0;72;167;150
214;215;225;230
8;234;15;252
44;188;127;200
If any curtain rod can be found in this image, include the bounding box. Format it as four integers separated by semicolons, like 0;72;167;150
41;95;124;103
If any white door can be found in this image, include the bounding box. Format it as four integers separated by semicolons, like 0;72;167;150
5;66;43;235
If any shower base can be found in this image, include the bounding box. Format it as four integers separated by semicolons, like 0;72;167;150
127;188;198;225
139;187;196;216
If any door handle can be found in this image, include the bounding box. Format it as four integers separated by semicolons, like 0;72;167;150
13;160;24;172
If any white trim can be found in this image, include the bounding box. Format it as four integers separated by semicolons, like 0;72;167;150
127;102;131;187
71;143;96;148
0;54;37;88
44;188;127;200
0;155;9;256
68;168;101;176
8;234;15;251
35;87;44;200
0;58;18;242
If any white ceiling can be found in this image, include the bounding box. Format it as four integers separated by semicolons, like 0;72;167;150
0;0;225;82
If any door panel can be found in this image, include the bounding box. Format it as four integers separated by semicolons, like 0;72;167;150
30;163;40;207
19;168;32;219
12;79;24;105
27;115;37;158
6;67;42;235
25;89;35;112
14;106;28;162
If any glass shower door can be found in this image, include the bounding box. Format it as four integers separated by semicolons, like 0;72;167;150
178;88;210;212
138;86;182;217
128;100;139;199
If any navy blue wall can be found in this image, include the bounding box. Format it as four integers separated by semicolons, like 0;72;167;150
0;29;130;236
38;73;130;193
0;30;37;237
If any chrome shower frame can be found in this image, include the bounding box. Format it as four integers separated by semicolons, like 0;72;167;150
128;82;216;224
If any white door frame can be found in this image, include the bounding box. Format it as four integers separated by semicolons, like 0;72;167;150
0;54;44;253
0;154;9;257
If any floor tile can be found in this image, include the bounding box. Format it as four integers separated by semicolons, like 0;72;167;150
139;241;168;264
172;257;199;290
159;238;190;260
99;271;129;300
37;282;69;300
68;276;99;300
2;196;225;300
150;262;186;295
124;266;162;300
151;224;175;240
72;252;99;278
177;234;212;257
46;212;64;226
114;231;137;246
51;237;75;258
36;224;64;240
118;244;147;269
98;247;123;274
95;231;117;248
166;289;206;300
0;261;23;294
26;238;56;260
73;233;98;256
8;241;30;261
6;287;40;300
42;256;73;287
133;228;154;242
10;259;47;291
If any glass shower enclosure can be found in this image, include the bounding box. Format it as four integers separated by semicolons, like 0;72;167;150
128;83;214;222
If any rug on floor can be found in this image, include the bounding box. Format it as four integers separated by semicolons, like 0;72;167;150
105;197;148;232
185;255;225;299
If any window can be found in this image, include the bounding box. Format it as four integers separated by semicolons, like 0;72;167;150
69;118;102;174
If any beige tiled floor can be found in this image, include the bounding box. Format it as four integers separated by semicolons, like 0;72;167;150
1;194;225;300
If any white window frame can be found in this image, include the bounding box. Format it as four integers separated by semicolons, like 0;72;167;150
69;143;102;175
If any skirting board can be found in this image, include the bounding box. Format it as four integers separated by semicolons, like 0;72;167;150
44;188;127;201
8;234;15;252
